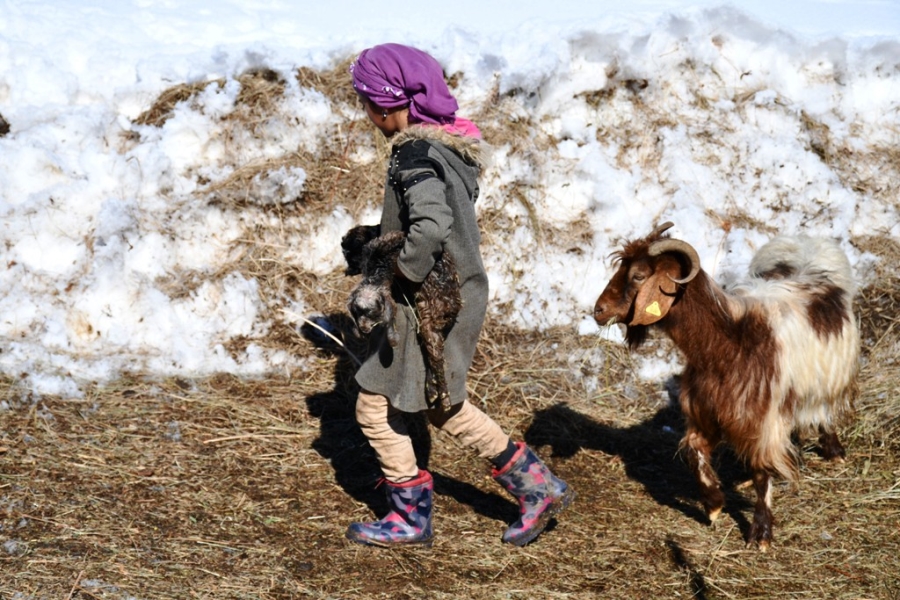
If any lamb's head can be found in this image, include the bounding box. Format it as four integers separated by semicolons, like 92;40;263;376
348;282;399;346
346;230;407;347
593;222;700;343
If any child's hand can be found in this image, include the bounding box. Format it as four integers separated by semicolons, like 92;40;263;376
392;259;405;279
393;262;422;296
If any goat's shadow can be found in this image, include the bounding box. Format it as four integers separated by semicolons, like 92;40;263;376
523;382;753;534
301;314;516;524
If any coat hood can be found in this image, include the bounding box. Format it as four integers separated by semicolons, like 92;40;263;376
392;124;487;170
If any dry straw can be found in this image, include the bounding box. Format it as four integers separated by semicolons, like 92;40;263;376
3;54;899;600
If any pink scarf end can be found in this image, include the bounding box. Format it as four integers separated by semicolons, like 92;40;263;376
439;116;482;139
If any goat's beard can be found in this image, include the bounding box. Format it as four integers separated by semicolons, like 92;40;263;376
625;324;649;349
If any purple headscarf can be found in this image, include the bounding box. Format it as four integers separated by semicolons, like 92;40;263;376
350;43;459;126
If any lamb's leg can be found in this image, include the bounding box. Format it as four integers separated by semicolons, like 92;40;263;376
383;294;399;347
818;426;846;462
747;469;774;550
684;428;725;524
421;326;449;410
415;292;452;410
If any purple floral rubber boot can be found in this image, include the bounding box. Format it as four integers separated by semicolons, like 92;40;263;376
492;442;575;546
346;470;434;547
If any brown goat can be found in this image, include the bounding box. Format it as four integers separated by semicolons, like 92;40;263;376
593;222;859;549
343;226;462;410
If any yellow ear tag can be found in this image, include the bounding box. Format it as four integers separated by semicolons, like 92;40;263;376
645;301;661;317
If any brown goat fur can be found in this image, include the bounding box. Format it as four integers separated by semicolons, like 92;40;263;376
593;222;859;550
343;226;462;409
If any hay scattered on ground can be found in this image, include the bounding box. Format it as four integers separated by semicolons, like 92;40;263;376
3;56;899;600
2;318;898;599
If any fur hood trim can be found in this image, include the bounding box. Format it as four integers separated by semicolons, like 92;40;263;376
392;124;487;169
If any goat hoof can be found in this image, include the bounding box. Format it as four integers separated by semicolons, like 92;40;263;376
747;522;773;550
707;507;722;524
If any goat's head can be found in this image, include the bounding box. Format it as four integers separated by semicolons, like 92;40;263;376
346;230;406;347
341;224;381;276
593;222;701;336
348;283;398;344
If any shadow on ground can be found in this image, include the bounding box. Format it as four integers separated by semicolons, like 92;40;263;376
300;313;519;526
523;393;754;537
302;317;754;540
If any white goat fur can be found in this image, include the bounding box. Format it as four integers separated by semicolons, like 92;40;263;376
720;235;859;480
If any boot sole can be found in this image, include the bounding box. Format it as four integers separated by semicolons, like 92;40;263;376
345;530;434;548
506;488;577;547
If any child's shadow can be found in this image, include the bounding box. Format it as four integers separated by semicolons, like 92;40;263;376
301;314;512;523
302;313;385;513
523;386;752;532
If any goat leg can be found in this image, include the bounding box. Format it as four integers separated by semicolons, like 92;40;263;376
684;428;725;524
747;469;775;550
424;368;439;408
413;290;454;411
419;322;450;411
818;426;846;462
423;365;451;412
382;293;399;347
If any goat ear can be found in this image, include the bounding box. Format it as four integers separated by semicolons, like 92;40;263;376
631;271;679;326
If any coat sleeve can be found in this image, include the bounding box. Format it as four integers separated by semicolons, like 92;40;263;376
391;141;454;283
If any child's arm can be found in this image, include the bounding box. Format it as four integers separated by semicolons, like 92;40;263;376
392;142;452;283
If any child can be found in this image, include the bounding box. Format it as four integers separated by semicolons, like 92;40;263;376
345;43;573;547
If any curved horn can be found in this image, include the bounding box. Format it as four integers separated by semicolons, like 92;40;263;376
648;238;701;284
649;221;674;238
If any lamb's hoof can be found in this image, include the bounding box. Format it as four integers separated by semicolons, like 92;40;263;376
707;507;722;525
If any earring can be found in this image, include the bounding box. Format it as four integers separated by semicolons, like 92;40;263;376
381;110;388;119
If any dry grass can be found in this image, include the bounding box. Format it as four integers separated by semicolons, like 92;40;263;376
296;58;359;108
2;315;899;599
3;57;900;600
133;68;286;129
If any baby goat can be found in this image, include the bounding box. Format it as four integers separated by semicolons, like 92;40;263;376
342;225;462;409
341;224;380;276
593;222;859;549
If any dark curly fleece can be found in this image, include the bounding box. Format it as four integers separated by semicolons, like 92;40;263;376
340;224;381;275
344;226;462;409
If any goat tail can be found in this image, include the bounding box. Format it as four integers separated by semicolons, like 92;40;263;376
750;235;856;296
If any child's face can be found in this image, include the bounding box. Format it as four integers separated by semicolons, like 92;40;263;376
361;97;407;138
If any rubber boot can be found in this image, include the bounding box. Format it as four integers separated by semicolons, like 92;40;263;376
493;442;574;546
346;470;434;547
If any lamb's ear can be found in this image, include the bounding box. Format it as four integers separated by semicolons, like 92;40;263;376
630;262;680;326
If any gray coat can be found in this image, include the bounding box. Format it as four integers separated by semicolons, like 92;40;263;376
355;126;488;412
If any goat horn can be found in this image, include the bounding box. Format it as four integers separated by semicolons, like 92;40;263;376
648;238;701;284
649;221;675;238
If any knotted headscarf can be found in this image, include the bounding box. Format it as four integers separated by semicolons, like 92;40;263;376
351;43;481;138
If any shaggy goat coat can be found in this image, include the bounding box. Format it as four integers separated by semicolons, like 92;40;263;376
355;125;488;413
593;223;859;548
